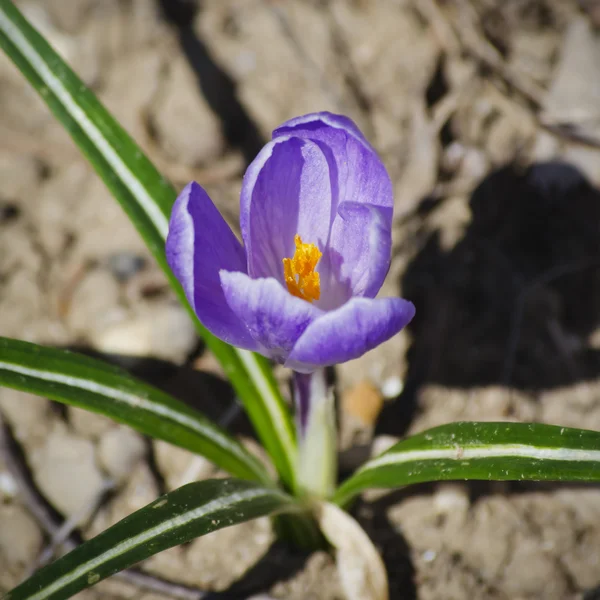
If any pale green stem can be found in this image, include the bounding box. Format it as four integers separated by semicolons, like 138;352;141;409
294;369;337;498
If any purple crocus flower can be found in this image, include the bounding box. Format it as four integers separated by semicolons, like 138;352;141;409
166;112;415;373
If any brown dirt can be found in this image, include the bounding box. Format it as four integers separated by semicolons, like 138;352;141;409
2;0;600;598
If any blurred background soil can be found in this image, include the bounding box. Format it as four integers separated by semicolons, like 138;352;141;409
2;0;600;598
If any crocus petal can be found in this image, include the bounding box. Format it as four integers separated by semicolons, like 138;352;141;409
272;113;395;306
166;182;258;350
240;137;333;282
220;271;323;363
274;113;392;213
323;132;393;303
322;202;392;306
273;111;375;154
286;297;415;372
241;112;393;307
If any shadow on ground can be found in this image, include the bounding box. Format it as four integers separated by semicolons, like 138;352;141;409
378;161;600;437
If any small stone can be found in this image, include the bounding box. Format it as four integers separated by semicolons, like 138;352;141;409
0;472;18;499
340;379;386;449
590;327;600;350
0;389;54;447
107;252;146;282
342;380;384;427
192;349;226;378
98;425;146;483
154;440;215;491
540;381;600;432
68;406;114;439
154;440;216;490
381;375;403;399
66;269;123;338
98;426;146;484
371;435;399;458
502;537;566;597
91;303;196;364
0;503;43;567
68;174;148;262
270;552;343;600
30;425;106;522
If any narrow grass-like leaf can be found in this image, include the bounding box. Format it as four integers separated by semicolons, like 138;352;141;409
0;336;271;484
0;0;296;490
6;479;298;600
333;422;600;506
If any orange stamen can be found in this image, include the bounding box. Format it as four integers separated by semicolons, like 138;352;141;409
282;235;322;303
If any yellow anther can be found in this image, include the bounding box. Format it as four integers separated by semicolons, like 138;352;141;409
282;234;322;303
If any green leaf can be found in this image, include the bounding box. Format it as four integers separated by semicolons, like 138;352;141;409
333;422;600;506
6;479;298;600
0;336;271;484
0;0;296;490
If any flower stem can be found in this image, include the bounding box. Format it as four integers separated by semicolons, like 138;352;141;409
294;369;337;499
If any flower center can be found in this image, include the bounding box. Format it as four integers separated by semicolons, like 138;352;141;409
282;234;322;303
